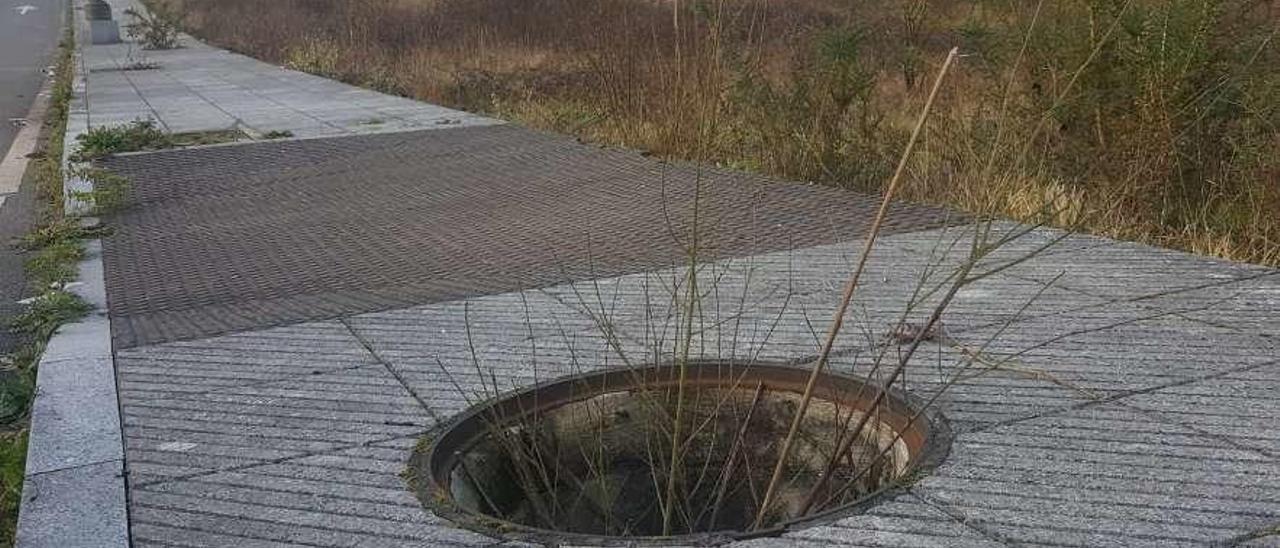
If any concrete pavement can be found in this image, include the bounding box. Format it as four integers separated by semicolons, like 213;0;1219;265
112;228;1280;548
81;0;494;138
17;0;1280;546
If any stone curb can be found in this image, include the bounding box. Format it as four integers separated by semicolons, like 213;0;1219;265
14;2;130;546
62;12;92;218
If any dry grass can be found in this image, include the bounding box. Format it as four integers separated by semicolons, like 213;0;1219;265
170;0;1278;265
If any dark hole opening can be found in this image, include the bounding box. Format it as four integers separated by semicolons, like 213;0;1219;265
414;363;943;542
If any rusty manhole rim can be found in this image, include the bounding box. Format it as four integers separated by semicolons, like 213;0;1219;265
408;360;953;546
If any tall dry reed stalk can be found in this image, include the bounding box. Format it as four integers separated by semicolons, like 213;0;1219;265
754;45;959;530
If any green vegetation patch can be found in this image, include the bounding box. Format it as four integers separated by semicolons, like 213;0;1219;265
72;121;250;163
170;128;246;147
123;0;182;50
71;119;172;161
8;292;92;340
0;430;28;543
23;239;84;292
71;168;130;214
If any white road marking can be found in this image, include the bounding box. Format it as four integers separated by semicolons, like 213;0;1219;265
14;5;38;15
157;441;199;452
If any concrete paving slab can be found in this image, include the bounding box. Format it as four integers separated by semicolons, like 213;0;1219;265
1244;535;1280;547
777;494;1005;547
533;237;1119;389
347;291;654;417
1125;272;1280;337
115;320;378;402
950;302;1277;395
79;0;498;139
104;227;1279;546
25;356;123;475
990;240;1272;300
121;364;431;487
877;221;1119;262
912;403;1280;548
36;314;112;363
14;460;129;548
829;346;1092;432
1119;363;1280;457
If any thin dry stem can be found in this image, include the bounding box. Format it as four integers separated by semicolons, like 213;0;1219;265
752;46;960;530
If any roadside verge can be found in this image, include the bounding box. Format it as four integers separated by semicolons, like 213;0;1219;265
13;2;128;546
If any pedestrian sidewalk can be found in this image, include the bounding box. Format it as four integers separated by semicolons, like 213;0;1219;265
81;0;497;137
13;1;1280;547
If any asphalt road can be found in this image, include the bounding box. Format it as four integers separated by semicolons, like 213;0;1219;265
1;0;64;158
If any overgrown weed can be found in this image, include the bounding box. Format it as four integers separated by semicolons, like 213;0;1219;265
71;119;172;161
170;128;245;147
70;168;130;214
0;431;27;543
8;293;91;341
18;219;103;251
23;240;84;292
124;0;183;50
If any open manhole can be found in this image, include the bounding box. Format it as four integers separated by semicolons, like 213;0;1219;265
409;362;951;545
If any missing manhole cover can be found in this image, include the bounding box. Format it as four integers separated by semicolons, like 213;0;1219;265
409;362;951;546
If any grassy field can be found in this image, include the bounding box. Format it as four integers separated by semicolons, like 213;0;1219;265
170;0;1277;265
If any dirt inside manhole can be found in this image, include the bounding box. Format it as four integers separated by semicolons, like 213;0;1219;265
410;362;950;545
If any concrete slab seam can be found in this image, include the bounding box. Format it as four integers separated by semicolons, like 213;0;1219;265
958;358;1280;439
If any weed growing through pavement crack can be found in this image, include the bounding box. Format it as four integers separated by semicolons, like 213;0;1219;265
71;119;173;161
